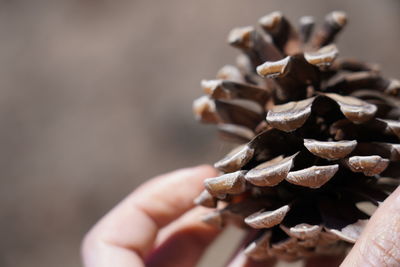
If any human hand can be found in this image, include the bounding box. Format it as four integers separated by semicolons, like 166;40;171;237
81;165;400;267
81;165;221;267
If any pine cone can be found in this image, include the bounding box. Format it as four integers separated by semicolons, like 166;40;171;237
193;11;400;261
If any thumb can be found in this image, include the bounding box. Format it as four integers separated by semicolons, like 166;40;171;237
341;186;400;266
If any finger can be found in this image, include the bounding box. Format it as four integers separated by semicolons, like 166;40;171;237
155;206;218;246
82;165;218;267
145;206;221;267
341;186;400;266
305;255;344;267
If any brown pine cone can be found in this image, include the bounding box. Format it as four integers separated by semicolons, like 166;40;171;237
193;11;400;261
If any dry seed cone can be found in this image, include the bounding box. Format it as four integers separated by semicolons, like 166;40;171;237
193;11;400;261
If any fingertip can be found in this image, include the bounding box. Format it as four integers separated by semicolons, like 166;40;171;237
155;164;217;182
185;164;218;177
160;164;218;192
156;206;221;245
81;166;219;267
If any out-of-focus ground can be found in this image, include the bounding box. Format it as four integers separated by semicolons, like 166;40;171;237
0;1;399;266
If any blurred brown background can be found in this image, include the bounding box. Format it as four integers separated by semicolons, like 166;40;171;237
1;0;399;266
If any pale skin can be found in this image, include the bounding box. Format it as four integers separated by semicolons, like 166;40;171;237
81;165;400;267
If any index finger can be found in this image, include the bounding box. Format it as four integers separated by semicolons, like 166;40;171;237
82;165;218;267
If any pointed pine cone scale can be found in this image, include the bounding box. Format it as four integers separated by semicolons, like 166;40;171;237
310;11;347;49
285;164;339;188
217;200;270;228
353;142;400;161
319;199;369;243
297;238;318;248
214;144;255;172
325;71;400;95
329;119;358;140
325;93;377;123
304;139;357;160
256;56;290;79
218;209;247;228
257;54;319;103
236;54;255;77
387;79;400;96
280;223;322;240
325;219;368;243
217;124;255;143
266;97;315;132
289;247;313;258
198;101;256;130
201;210;224;228
380;143;400;161
271;237;298;251
216;65;245;83
194;189;217;208
244;231;272;261
343;155;390;176
216;129;301;172
299;16;315;43
202;201;260;229
318;230;340;245
228;26;282;68
201;79;269;105
329;118;400;141
381;162;400;178
193;96;220;123
375;176;400;191
304;44;339;68
259;11;301;55
377;119;400;138
245;153;298;186
228;26;256;51
247;129;303;162
345;183;389;206
204;170;247;198
215;100;264;130
245;205;290;229
330;58;380;72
